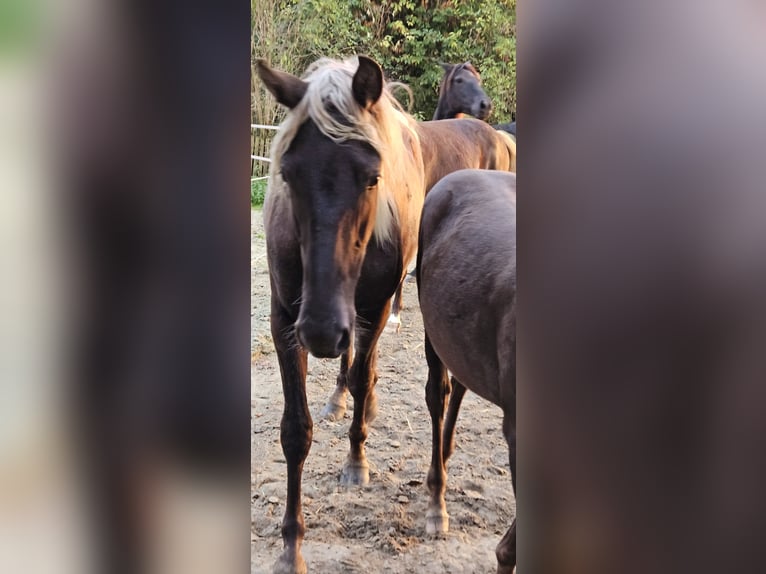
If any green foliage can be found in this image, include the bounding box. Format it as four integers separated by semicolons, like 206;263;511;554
378;0;515;121
252;0;516;135
251;179;267;207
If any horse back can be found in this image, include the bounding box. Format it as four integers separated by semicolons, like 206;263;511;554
417;119;514;191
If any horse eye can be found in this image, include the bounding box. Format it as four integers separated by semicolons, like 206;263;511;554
455;77;463;84
367;174;381;188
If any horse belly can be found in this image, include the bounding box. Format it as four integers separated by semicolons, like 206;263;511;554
421;259;505;407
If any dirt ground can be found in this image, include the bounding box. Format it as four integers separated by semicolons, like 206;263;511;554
251;209;514;574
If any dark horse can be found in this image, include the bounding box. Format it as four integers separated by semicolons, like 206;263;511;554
433;62;492;120
494;110;516;136
495;121;516;137
417;169;516;573
256;55;515;573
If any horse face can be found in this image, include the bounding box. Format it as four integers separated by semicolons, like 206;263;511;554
257;55;387;358
449;64;492;120
282;120;382;358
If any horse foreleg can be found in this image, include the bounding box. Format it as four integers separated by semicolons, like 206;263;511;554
442;376;467;464
340;302;389;486
425;335;450;534
496;413;517;574
271;301;311;574
320;350;351;421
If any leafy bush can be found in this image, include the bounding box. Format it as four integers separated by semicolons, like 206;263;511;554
251;179;267;207
251;0;516;181
252;0;516;125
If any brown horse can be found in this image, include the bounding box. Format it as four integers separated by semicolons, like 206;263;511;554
386;62;515;329
417;169;516;574
255;55;514;573
386;113;516;330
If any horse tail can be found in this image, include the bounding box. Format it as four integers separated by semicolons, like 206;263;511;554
387;81;414;113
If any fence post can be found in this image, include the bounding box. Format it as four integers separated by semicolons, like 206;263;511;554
251;124;279;180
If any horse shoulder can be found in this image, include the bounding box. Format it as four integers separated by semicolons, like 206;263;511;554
263;190;302;309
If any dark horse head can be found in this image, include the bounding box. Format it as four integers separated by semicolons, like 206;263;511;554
257;56;414;358
434;62;492;120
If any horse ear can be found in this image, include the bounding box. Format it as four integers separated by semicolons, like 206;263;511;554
353;56;384;110
440;62;453;73
255;59;308;109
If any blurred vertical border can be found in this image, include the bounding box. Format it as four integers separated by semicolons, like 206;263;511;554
519;1;766;573
0;0;250;572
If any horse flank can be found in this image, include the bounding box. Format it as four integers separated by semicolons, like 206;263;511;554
267;56;422;244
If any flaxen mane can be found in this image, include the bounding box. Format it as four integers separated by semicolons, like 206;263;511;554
268;56;421;243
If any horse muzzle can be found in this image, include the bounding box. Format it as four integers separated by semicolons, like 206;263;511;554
295;316;351;358
474;98;492;120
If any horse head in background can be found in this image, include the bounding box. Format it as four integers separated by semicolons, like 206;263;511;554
434;62;492;120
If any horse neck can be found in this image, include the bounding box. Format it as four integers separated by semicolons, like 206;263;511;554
433;81;455;120
433;87;457;120
378;128;426;259
385;124;426;211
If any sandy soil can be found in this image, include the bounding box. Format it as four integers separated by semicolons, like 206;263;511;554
252;209;514;574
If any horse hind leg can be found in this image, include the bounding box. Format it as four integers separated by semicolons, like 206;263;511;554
319;350;351;421
424;335;450;535
496;414;517;573
385;276;406;333
340;302;389;486
442;376;467;464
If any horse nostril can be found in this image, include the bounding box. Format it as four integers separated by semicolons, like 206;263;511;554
337;328;350;352
480;100;489;110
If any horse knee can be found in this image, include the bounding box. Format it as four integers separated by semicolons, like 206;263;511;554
280;414;312;463
347;369;372;400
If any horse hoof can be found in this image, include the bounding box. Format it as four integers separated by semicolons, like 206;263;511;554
340;461;370;486
320;400;346;421
425;511;449;535
273;549;307;574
